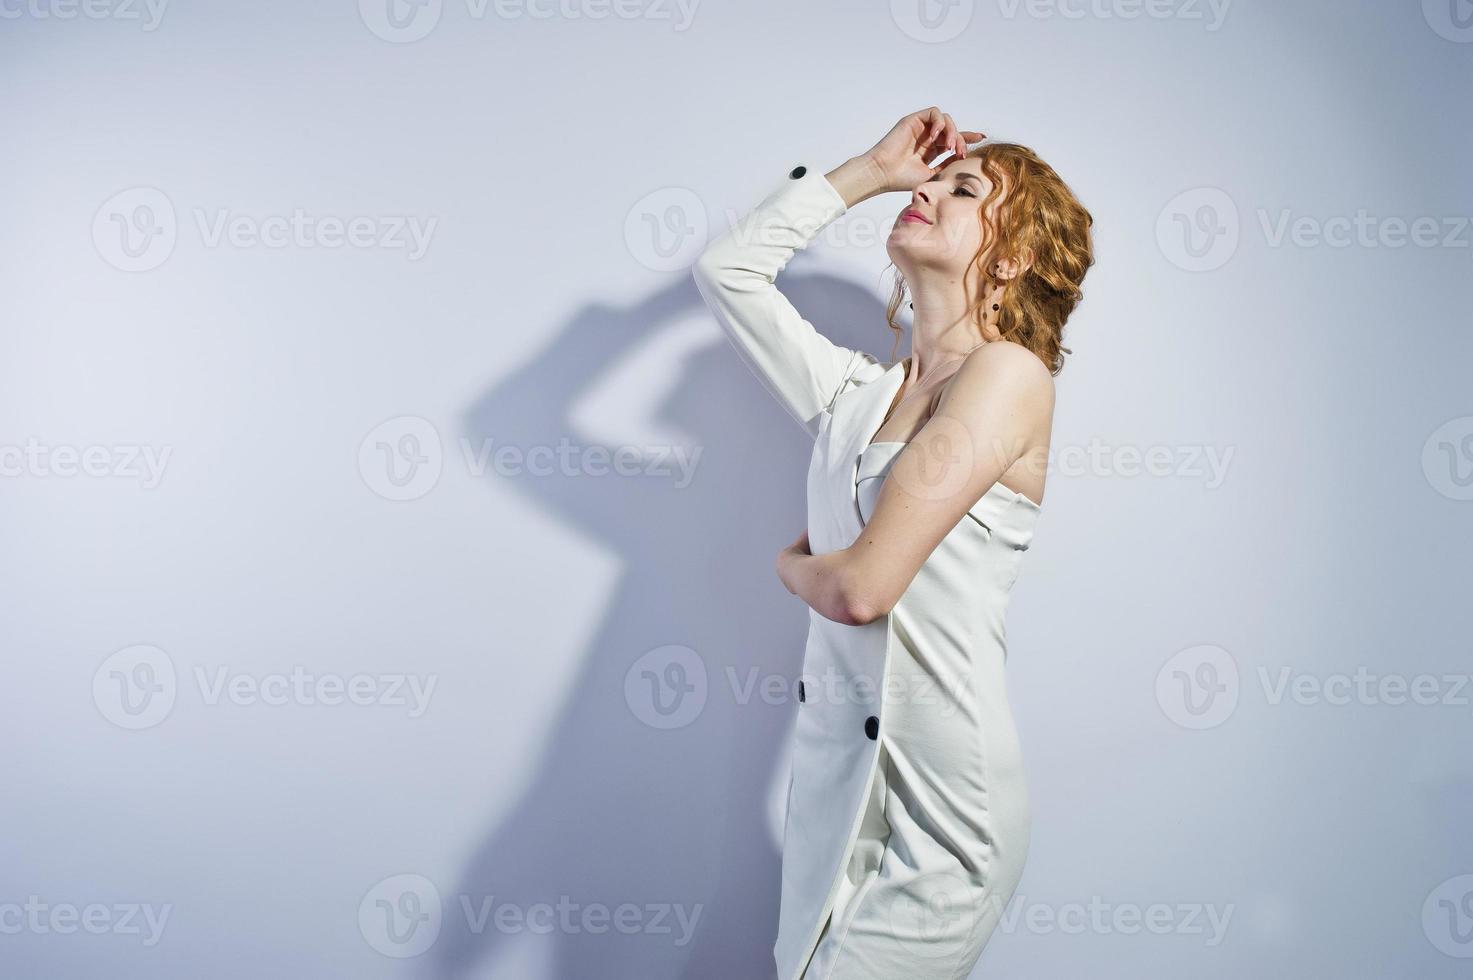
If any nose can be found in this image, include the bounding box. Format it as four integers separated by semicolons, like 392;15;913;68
912;182;933;206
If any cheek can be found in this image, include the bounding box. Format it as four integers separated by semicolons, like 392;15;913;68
941;207;983;257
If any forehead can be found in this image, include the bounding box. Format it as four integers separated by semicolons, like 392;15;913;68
942;155;1005;196
943;156;991;182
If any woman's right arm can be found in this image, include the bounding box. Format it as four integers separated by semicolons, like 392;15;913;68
690;161;882;440
691;111;980;439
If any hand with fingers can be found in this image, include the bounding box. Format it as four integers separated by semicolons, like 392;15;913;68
862;107;985;195
775;529;812;595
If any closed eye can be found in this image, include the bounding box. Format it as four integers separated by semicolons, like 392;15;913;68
927;174;977;197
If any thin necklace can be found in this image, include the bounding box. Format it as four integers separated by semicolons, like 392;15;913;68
879;339;989;429
910;339;989;387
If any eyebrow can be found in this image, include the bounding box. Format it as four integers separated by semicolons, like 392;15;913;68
954;172;983;185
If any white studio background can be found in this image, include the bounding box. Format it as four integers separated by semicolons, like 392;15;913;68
2;1;1470;978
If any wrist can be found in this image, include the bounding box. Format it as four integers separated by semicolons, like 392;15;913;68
824;155;889;208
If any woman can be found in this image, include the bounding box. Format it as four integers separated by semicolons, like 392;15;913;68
692;107;1094;979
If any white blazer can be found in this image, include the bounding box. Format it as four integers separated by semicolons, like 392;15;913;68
692;165;1036;980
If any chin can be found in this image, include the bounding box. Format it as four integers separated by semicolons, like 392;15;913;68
883;239;911;268
885;232;940;267
885;226;922;256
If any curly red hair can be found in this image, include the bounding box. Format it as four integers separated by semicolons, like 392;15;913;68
885;141;1095;375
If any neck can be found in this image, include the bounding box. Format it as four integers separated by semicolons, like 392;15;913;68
905;275;998;379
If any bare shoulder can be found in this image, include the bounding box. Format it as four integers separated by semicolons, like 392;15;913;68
946;339;1055;411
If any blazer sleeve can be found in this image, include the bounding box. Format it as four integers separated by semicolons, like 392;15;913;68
692;164;879;439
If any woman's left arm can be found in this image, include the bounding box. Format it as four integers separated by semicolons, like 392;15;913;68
777;341;1054;625
775;528;855;623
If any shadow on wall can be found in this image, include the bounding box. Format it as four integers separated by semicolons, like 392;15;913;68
432;267;892;980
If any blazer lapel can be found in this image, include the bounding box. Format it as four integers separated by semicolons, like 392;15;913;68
829;359;907;531
835;360;905;461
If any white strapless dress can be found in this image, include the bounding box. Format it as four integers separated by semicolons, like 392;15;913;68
692;163;1039;980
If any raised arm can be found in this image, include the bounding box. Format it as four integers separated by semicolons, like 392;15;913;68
692;111;982;440
691;164;878;439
